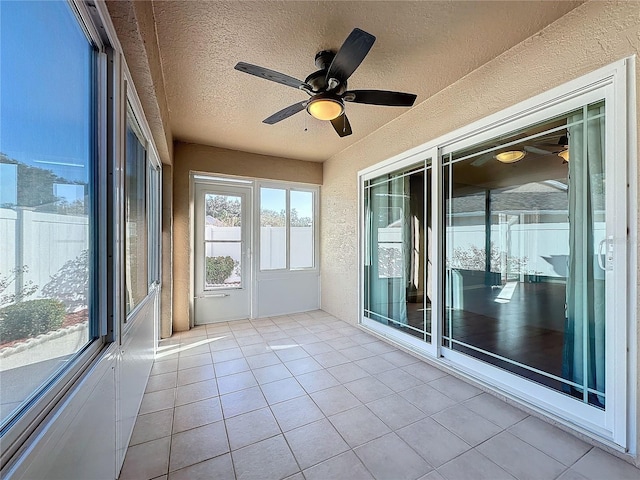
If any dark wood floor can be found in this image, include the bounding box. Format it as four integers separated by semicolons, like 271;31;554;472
402;281;568;392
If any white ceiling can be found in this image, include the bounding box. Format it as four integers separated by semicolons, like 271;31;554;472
151;1;582;163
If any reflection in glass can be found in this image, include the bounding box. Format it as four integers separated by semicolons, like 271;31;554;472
125;116;148;314
364;163;432;342
443;102;605;407
290;190;314;269
205;194;242;289
0;0;95;427
260;188;286;270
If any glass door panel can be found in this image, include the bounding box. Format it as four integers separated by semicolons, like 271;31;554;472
442;102;606;408
364;162;432;343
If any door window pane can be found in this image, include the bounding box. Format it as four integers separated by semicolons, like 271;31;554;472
205;194;242;289
443;102;606;408
290;190;314;269
0;0;95;427
125;115;148;314
260;188;286;270
364;164;431;342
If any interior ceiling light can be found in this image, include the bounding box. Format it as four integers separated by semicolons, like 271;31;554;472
558;149;569;161
306;95;344;121
495;150;526;164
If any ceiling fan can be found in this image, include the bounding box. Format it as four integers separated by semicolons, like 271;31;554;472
234;28;417;137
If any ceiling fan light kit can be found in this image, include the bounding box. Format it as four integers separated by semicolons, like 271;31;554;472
234;28;417;137
307;93;344;121
495;150;526;163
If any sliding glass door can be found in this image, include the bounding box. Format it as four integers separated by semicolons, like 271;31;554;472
442;102;607;408
360;66;629;446
363;160;433;348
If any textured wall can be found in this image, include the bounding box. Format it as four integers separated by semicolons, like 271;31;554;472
172;142;323;331
321;0;639;322
106;0;173;166
320;0;640;463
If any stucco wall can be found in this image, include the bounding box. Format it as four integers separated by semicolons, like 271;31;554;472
171;142;322;331
321;0;639;323
321;0;640;462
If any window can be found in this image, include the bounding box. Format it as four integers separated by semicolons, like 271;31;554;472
260;185;316;271
125;108;148;315
0;0;98;431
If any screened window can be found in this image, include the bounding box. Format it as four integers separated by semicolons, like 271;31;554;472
125;110;148;315
0;0;97;429
260;186;316;271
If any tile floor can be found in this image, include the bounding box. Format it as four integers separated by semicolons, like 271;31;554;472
119;311;640;480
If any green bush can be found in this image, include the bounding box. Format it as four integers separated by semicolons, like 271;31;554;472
0;299;66;343
206;256;235;285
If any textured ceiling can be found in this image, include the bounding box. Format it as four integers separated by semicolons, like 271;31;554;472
151;1;582;163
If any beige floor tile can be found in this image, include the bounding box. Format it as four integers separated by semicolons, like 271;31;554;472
213;358;250;377
429;375;483;402
329;405;391;447
130;409;174;446
354;432;432;480
295;369;340;393
367;393;426;430
399;384;457;415
176;364;215;386
252;363;292;384
572;448;640;480
397;417;471;467
463;393;528;429
175;378;218;406
216;370;257;395
220;385;267;418
303;450;374;480
477;431;566;480
177;353;212;371
270;395;324;431
119;437;170;480
167;453;234;480
310;385;361;417
345;376;394;403
260;377;306;404
173;396;222;433
145;372;178;393
231;435;299;480
168;421;229;472
285;418;350;469
139;388;175;415
432;404;502;446
438;449;515;480
225;407;281;450
375;368;424;392
508;416;591;466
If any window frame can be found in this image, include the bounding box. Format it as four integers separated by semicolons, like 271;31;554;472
0;0;110;467
257;181;319;273
121;73;163;331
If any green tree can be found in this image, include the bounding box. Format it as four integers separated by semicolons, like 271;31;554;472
205;195;241;226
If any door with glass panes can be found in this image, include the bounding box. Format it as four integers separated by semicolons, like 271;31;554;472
194;183;251;323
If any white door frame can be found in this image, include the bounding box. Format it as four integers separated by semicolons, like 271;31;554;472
192;178;253;324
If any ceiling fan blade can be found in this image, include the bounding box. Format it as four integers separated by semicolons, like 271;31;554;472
235;62;306;90
263;101;307;124
326;28;376;83
524;145;553;155
344;90;417;107
470;153;493;167
330;113;352;137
